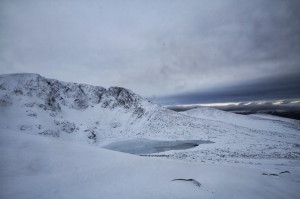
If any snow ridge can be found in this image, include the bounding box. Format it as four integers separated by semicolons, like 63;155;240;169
0;73;144;111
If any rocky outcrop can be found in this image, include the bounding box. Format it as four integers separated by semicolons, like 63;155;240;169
0;73;144;115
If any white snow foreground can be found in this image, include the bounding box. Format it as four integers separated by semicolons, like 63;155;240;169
1;130;299;199
1;73;300;198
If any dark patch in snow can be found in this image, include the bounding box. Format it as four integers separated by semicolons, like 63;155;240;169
0;95;12;106
84;129;97;143
172;179;201;187
39;129;60;137
279;171;290;174
262;171;290;176
262;173;279;176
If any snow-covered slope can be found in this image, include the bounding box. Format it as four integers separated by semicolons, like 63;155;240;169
1;129;299;199
182;107;300;133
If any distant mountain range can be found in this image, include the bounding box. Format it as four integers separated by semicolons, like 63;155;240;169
167;105;300;120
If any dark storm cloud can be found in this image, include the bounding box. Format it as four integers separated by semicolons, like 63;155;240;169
153;73;300;105
0;0;299;97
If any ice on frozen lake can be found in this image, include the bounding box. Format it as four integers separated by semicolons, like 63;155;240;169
103;138;214;155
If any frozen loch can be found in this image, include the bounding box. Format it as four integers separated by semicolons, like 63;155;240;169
102;138;214;155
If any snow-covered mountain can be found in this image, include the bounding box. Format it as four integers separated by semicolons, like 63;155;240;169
1;73;300;162
0;73;204;143
1;73;300;199
0;73;149;142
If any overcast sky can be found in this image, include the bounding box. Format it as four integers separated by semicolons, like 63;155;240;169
0;0;299;104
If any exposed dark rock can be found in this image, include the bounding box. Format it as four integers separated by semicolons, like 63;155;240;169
84;129;97;143
13;88;23;95
39;130;60;137
0;95;12;106
262;172;279;176
0;83;6;90
279;171;290;174
172;179;201;187
60;121;77;133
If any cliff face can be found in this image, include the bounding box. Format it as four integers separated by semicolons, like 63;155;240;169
0;73;206;145
0;73;144;112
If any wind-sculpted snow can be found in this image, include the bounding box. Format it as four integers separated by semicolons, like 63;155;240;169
1;130;300;199
0;73;300;165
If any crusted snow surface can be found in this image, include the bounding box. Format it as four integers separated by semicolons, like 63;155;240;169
1;130;300;199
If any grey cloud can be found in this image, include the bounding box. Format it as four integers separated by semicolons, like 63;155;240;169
167;103;300;113
218;101;300;113
154;73;300;105
0;0;299;97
